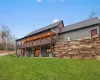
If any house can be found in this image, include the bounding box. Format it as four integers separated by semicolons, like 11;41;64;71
16;17;100;57
16;20;64;57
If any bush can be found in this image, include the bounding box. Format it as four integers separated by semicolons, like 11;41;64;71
8;53;16;57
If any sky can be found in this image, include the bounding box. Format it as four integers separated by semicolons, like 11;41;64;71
0;0;100;39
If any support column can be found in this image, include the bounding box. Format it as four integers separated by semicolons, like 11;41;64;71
49;30;52;57
32;48;35;57
31;48;34;57
23;49;25;57
22;49;24;57
20;49;22;57
26;49;28;57
39;45;42;57
25;48;27;57
39;36;42;57
21;49;24;57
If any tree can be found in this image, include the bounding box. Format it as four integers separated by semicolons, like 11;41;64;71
0;24;16;51
89;9;97;18
89;7;100;18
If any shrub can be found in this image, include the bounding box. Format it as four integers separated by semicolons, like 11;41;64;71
8;53;16;57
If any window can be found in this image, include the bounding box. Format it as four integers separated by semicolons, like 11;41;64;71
47;49;51;53
46;48;54;53
91;29;97;37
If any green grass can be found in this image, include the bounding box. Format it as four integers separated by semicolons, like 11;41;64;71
0;56;100;80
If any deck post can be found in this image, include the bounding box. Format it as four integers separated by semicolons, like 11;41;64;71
26;49;28;57
49;29;52;57
21;49;24;57
20;49;22;57
22;49;23;57
39;45;42;57
39;36;42;57
31;47;33;57
25;48;27;57
23;49;25;57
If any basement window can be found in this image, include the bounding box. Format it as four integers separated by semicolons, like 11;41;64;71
47;49;51;53
46;48;54;53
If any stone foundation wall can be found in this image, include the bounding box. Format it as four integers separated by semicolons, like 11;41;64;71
54;36;100;60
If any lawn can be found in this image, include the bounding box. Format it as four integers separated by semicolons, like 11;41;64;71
0;56;100;80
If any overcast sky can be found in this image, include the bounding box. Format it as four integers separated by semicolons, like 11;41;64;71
0;0;100;38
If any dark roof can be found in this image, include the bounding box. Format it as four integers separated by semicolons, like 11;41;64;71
16;20;63;41
60;17;100;33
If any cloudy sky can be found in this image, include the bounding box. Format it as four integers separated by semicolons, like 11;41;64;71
0;0;100;38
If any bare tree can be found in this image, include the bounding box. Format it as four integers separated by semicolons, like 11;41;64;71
0;24;16;51
89;9;97;18
89;7;100;18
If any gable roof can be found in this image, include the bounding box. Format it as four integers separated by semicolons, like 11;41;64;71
16;20;63;41
60;17;100;33
25;20;63;37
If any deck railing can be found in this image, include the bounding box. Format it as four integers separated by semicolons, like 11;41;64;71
17;38;56;48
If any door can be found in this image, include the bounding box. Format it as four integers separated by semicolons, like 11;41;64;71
91;29;97;37
27;49;32;57
34;50;40;57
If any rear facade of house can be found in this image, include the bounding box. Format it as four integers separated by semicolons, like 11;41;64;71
16;17;100;57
